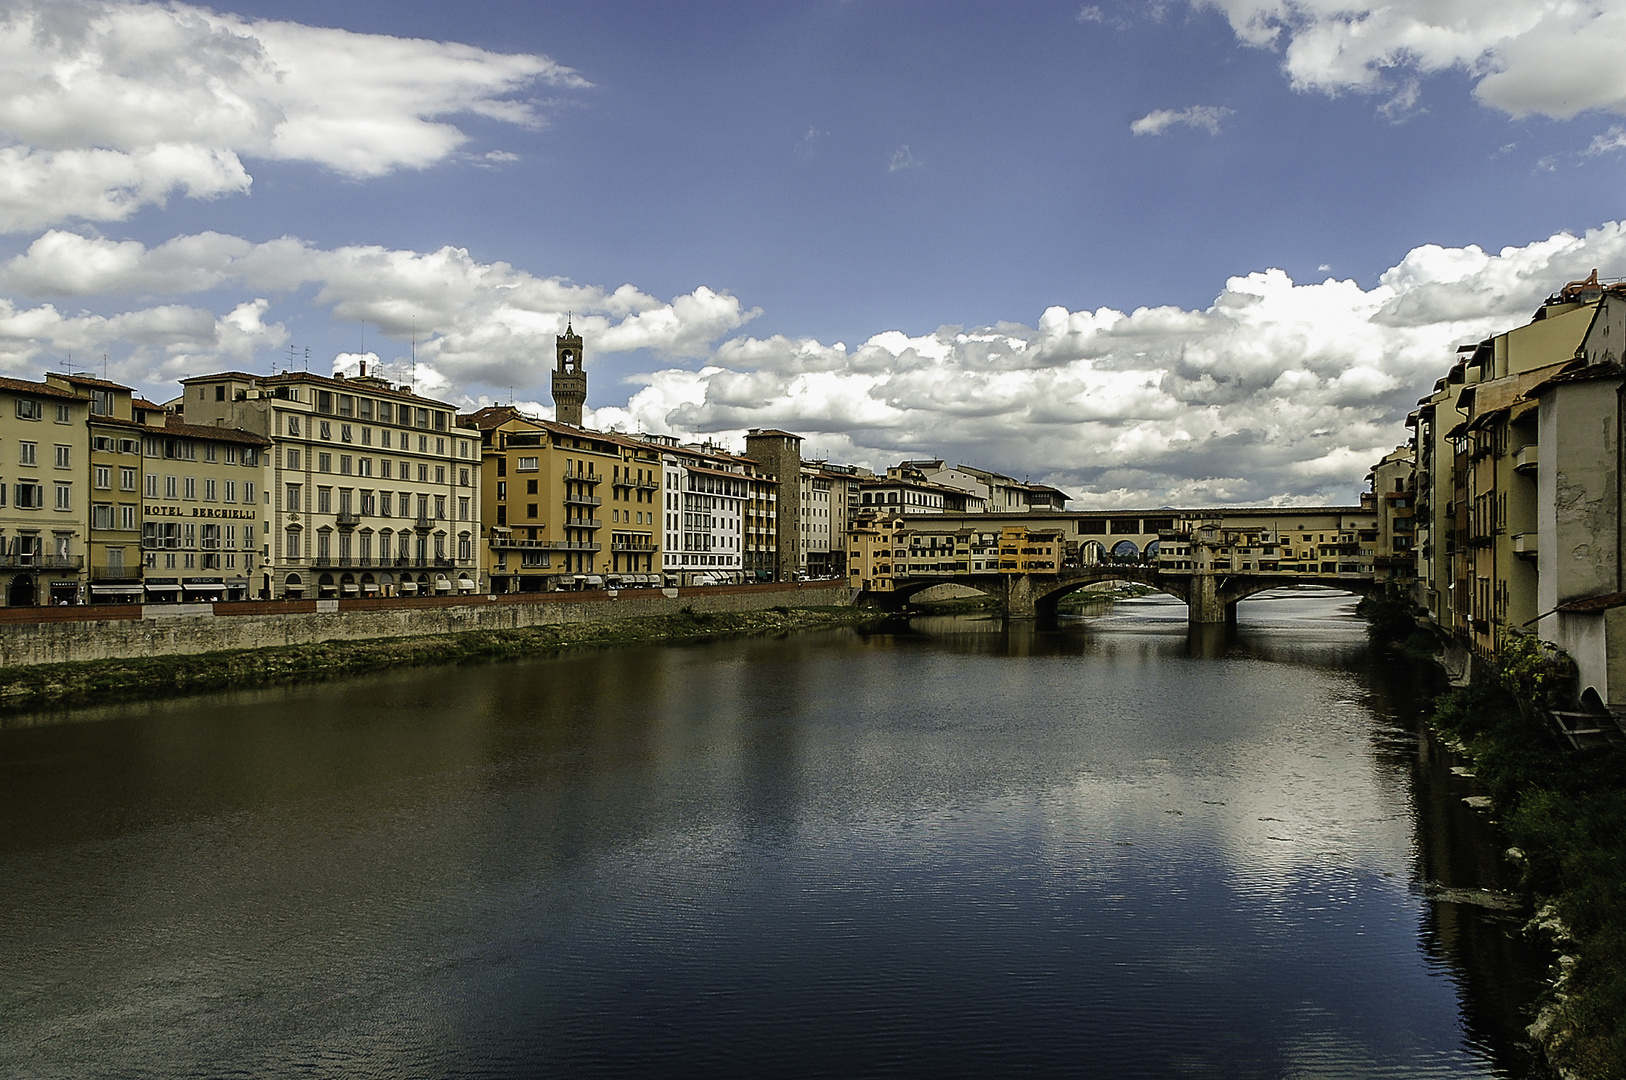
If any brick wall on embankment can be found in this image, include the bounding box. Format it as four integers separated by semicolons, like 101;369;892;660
0;580;855;667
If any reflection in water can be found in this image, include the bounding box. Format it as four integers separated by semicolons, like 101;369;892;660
0;592;1542;1078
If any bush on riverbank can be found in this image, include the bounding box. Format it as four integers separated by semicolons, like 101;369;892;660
1355;587;1440;658
1429;680;1626;1077
0;606;879;719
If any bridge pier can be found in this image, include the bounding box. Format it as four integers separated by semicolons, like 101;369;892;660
1185;573;1236;625
1002;574;1038;619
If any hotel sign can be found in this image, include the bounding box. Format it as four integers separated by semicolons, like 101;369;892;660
144;505;257;520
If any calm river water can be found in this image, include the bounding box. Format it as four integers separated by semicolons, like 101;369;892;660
0;591;1546;1078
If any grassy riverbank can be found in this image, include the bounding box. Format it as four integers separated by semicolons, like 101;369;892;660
1362;591;1626;1078
0;605;885;718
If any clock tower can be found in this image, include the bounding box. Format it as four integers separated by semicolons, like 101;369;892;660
551;320;586;426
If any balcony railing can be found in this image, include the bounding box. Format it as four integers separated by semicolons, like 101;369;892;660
0;554;83;571
489;538;557;551
337;511;361;527
564;471;601;483
564;494;602;507
89;565;141;582
611;541;657;552
1514;444;1538;474
569;518;602;530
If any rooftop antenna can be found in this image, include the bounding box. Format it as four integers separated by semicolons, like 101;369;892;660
103;353;108;382
303;347;310;373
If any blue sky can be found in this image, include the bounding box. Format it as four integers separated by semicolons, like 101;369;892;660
3;0;1626;505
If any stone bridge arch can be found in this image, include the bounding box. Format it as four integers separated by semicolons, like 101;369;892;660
1028;569;1187;620
868;569;1377;625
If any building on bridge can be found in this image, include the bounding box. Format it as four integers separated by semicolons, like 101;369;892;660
1153;512;1376;581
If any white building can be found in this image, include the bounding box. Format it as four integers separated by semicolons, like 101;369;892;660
660;441;749;584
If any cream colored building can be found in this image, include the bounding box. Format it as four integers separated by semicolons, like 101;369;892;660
1364;445;1416;589
180;369;480;599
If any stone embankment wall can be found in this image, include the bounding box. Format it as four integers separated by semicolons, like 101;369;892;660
0;581;854;668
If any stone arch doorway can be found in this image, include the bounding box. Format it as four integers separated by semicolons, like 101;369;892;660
8;574;35;607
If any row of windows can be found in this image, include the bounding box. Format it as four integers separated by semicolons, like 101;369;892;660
282;447;471;485
141;437;260;465
142;523;255;549
285;529;474;562
142;475;257;503
6;442;75;468
90;504;139;530
0;481;73;510
284;416;471;458
12;400;74;422
145;550;250;572
283;484;471;521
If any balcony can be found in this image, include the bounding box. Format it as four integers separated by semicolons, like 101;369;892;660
336;511;361;528
90;565;141;582
0;554;83;571
413;516;434;531
1513;532;1538;558
637;479;659;490
569;518;602;530
490;537;557;551
564;471;601;484
611;540;657;552
1514;443;1538;475
564;494;602;507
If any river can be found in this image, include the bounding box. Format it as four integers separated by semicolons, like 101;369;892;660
0;590;1546;1078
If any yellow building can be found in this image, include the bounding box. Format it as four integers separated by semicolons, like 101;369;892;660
1409;278;1598;660
847;511;904;592
997;526;1061;573
0;377;91;606
464;406;661;591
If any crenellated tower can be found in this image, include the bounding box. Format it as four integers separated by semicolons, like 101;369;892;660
551;321;586;426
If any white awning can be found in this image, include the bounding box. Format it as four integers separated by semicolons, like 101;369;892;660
91;584;144;595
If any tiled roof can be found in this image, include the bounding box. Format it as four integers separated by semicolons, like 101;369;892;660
162;418;272;446
0;377;83;400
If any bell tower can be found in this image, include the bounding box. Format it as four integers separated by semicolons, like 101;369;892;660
552;319;586;426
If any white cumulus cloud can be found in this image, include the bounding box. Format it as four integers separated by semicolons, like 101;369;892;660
1198;0;1626;119
0;0;585;231
0;229;759;402
4;222;1625;507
